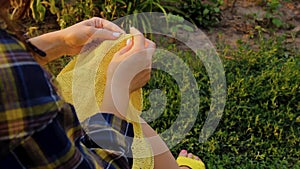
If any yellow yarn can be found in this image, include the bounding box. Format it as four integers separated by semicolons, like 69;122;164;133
176;156;206;169
56;34;154;169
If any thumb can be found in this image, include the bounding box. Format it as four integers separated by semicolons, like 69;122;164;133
118;38;133;55
91;28;122;41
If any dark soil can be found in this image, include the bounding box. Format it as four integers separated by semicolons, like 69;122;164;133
204;0;300;49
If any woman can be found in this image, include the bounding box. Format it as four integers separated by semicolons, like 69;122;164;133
0;0;204;168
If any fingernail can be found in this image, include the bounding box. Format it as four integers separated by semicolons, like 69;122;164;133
181;150;187;153
113;32;121;37
126;38;131;45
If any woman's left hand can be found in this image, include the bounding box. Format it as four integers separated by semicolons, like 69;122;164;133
30;17;125;65
61;17;125;55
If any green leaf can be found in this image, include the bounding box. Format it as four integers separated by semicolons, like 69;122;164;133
182;25;194;32
38;5;46;21
127;2;132;14
296;116;300;123
272;17;283;28
203;8;209;15
214;7;220;13
153;2;167;16
49;0;59;14
265;12;272;19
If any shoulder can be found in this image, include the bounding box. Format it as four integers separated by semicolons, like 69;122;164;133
0;29;60;109
0;29;35;64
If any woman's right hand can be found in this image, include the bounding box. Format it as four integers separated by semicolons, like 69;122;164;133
100;27;155;118
108;27;155;93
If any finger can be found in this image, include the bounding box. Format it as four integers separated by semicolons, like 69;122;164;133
84;17;102;28
194;156;200;160
95;18;102;29
178;150;188;157
130;27;145;50
187;153;193;158
144;40;156;60
116;38;133;56
90;28;122;41
145;39;156;49
100;18;126;34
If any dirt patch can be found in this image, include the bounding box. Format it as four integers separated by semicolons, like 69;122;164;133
203;0;300;49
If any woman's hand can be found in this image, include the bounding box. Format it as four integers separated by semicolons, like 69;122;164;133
100;27;155;118
107;28;155;93
61;17;125;56
30;17;124;65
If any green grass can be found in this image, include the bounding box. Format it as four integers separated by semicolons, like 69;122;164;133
141;34;300;168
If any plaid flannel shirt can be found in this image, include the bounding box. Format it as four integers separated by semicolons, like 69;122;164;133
0;29;133;169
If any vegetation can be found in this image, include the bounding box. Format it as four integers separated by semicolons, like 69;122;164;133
169;0;223;27
147;33;299;169
27;0;300;168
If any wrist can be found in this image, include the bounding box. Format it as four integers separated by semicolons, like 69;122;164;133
100;81;130;120
29;30;67;64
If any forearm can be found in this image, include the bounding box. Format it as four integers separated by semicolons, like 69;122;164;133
101;85;179;169
100;82;129;120
29;30;66;65
141;122;180;169
101;99;179;168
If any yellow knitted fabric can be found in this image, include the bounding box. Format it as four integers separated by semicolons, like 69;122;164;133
176;156;206;169
56;34;154;169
